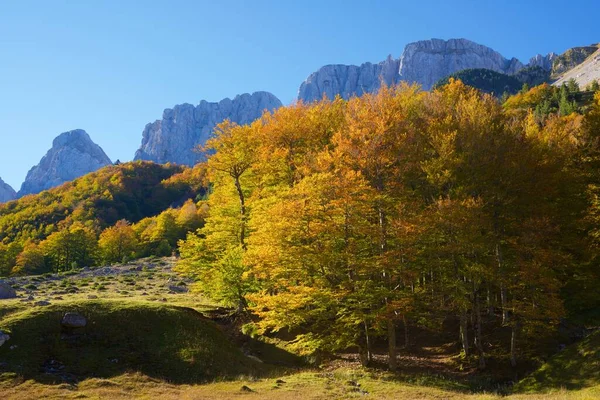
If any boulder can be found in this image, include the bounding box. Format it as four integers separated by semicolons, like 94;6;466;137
61;312;87;328
168;285;188;293
0;282;17;299
0;331;10;347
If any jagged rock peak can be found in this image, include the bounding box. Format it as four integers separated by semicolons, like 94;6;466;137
18;129;112;197
298;55;400;103
297;38;526;101
134;91;282;166
528;53;558;71
397;38;524;90
0;177;16;203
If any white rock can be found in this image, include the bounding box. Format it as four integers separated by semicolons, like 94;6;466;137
134;91;282;166
528;53;558;71
18;129;112;196
298;38;528;100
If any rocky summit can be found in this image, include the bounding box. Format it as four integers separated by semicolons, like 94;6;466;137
0;176;16;203
18;129;112;197
298;55;400;103
134;91;282;166
298;38;545;102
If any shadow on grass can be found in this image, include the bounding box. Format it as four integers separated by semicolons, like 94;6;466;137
0;300;299;385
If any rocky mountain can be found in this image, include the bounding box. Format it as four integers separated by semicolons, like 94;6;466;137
528;53;558;71
551;46;598;78
397;39;524;91
0;177;16;203
553;44;600;88
19;129;112;197
134;91;282;166
298;38;533;102
298;55;400;102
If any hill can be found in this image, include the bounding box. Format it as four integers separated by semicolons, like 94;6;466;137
514;330;600;393
554;44;600;89
0;299;259;383
0;161;204;246
433;68;524;95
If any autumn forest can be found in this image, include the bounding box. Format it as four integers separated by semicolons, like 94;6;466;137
2;80;600;374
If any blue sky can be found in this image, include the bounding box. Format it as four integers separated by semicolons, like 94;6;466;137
0;0;598;190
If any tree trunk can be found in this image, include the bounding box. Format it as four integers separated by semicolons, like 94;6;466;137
388;319;397;371
358;321;371;367
510;320;520;367
460;310;469;357
403;315;410;348
487;286;494;315
233;175;247;250
496;243;509;324
501;285;510;324
474;291;486;369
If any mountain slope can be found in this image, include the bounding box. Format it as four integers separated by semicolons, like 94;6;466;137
553;44;600;88
514;330;600;393
134;91;282;166
0;177;16;203
19;130;113;197
0;161;204;245
434;68;524;95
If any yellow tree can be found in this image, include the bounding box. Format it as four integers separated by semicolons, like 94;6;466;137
247;168;379;362
178;120;260;311
98;220;139;264
332;83;427;370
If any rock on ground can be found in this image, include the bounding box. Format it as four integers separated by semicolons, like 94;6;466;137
0;331;10;347
0;282;17;299
61;312;87;328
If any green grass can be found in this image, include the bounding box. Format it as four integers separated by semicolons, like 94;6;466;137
514;330;600;393
0;300;262;384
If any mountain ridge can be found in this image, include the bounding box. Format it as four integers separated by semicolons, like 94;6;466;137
134;91;282;166
18;129;113;197
0;177;16;203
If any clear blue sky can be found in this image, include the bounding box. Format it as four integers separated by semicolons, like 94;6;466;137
0;0;598;190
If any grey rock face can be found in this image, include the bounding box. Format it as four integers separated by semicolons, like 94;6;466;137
18;130;112;197
0;282;17;299
0;177;16;203
298;55;400;102
298;38;526;100
61;312;87;328
134;91;282;166
398;39;524;90
528;53;558;71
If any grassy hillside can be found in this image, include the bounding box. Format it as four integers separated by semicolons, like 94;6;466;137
0;299;260;383
0;258;598;399
514;330;600;393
